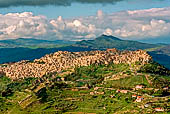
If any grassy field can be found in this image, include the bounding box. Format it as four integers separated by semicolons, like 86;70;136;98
0;63;170;113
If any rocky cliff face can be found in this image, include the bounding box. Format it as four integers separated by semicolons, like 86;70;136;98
0;49;152;79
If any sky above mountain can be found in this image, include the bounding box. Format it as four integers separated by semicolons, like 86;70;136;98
0;0;170;43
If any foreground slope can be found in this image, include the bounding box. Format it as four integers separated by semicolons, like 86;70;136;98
0;49;170;113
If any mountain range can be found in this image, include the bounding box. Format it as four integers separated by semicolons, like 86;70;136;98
0;35;169;69
0;38;75;48
74;35;159;50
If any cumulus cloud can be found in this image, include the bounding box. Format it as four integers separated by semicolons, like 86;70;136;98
103;28;113;36
0;0;123;8
0;12;54;40
0;7;170;40
112;8;170;39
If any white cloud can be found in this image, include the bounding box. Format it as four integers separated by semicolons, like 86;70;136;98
103;28;113;36
73;20;82;27
0;12;52;40
0;7;170;40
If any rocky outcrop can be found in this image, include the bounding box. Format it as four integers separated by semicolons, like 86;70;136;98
0;49;152;79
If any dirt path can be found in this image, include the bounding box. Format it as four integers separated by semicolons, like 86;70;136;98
145;74;152;86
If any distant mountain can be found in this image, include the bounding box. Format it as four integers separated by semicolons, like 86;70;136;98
0;38;75;48
0;35;169;69
155;45;170;56
0;46;92;64
74;35;159;50
74;35;170;69
148;45;170;69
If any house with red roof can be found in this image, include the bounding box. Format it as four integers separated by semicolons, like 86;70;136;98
154;107;164;112
135;96;143;102
132;94;137;98
135;85;143;89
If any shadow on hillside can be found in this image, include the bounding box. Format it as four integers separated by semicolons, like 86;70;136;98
0;46;93;64
148;52;170;70
0;46;170;70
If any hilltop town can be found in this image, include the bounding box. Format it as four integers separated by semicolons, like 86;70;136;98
0;49;151;80
0;48;170;114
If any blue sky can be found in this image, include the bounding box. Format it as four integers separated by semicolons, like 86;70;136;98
0;0;170;19
0;0;170;43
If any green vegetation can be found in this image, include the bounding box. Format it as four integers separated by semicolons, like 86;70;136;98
0;63;170;113
0;46;92;64
75;35;158;50
144;46;164;52
105;75;150;89
147;45;170;69
0;38;75;49
0;35;169;71
139;62;170;75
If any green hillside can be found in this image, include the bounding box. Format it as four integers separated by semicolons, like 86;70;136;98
0;62;170;114
75;35;159;50
0;35;169;70
0;38;75;48
0;46;92;64
0;35;165;66
148;45;170;69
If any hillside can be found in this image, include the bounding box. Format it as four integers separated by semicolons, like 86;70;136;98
0;38;75;48
0;49;152;79
0;35;158;50
0;35;163;65
0;35;169;71
0;46;92;64
0;49;170;114
148;45;170;69
75;35;159;50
